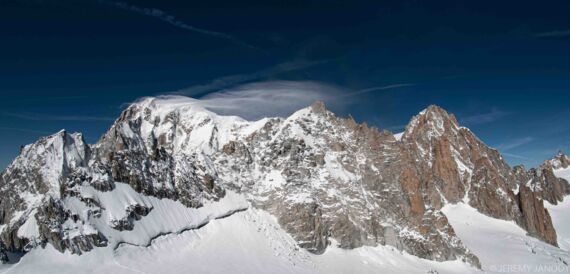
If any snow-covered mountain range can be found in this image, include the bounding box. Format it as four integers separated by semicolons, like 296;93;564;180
1;96;569;274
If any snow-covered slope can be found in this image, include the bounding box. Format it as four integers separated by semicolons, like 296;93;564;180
444;203;570;274
546;197;570;252
0;208;479;274
5;202;570;274
554;167;570;183
545;165;570;251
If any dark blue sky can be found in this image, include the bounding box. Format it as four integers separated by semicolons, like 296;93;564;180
1;0;569;169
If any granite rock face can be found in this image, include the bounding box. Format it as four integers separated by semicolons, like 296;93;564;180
0;130;109;255
517;185;558;245
532;152;570;205
401;105;561;246
0;97;568;267
549;152;570;170
94;104;226;208
216;102;478;265
513;152;570;203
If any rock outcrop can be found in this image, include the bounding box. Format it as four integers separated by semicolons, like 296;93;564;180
549;152;570;170
513;152;570;206
400;106;563;247
0;96;567;267
217;102;478;265
0;130;109;255
517;185;557;245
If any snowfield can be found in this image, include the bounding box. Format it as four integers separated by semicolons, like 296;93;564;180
554;167;570;183
1;167;570;274
546;197;570;252
0;180;476;274
0;206;477;274
443;203;570;274
546;167;570;251
3;194;570;274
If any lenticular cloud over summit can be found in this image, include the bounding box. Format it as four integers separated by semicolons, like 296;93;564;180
189;80;347;120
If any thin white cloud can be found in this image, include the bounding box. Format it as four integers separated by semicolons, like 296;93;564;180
190;80;347;120
99;0;259;50
1;95;87;105
385;124;407;132
341;83;415;97
0;126;52;135
496;137;535;151
459;108;511;125
501;152;532;161
535;29;570;38
325;83;415;100
170;59;335;96
4;112;115;122
494;137;535;164
165;79;412;121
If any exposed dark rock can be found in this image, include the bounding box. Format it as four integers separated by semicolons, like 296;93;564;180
35;198;108;254
512;152;570;206
517;185;558;246
110;204;153;231
279;203;329;254
401;105;558;251
0;243;8;263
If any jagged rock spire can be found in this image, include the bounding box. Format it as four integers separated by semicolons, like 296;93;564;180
310;100;327;115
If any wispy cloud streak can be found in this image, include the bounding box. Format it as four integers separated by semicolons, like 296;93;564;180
170;59;334;96
496;137;535;151
459;108;510;125
351;83;415;95
385;124;407;132
99;0;259;50
535;29;570;38
501;152;532;160
333;83;414;99
493;137;535;163
0;95;87;105
4;112;115;122
185;80;346;120
0;126;52;135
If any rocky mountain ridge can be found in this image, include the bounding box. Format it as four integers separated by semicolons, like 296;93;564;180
1;96;568;268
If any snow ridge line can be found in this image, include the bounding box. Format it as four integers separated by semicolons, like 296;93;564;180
113;207;249;250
